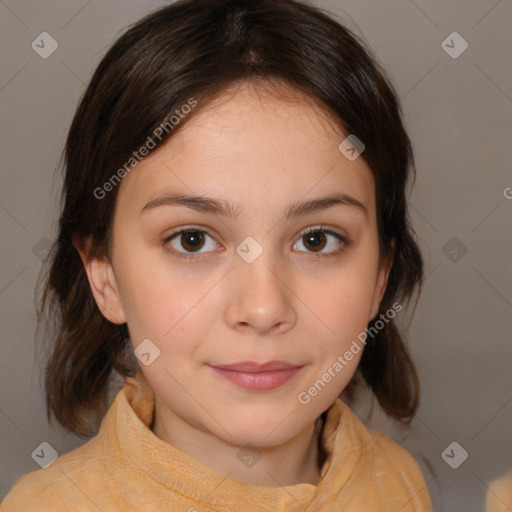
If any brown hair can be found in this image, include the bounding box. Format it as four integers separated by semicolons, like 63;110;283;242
37;0;423;437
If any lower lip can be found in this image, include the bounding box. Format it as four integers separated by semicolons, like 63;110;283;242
209;366;302;391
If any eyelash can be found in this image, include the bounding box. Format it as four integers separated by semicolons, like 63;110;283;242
162;225;349;261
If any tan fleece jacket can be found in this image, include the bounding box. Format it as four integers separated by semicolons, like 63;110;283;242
1;371;433;511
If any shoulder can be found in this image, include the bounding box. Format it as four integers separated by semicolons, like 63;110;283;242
363;427;432;510
1;471;70;511
1;384;132;512
338;401;426;476
486;468;512;512
336;401;433;510
363;424;426;476
0;434;109;512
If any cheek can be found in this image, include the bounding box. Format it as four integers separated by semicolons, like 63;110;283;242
116;259;219;353
112;252;182;339
298;263;378;341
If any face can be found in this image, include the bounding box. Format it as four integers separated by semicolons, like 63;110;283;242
84;82;392;448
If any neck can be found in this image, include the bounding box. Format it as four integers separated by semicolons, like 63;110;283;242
151;399;326;487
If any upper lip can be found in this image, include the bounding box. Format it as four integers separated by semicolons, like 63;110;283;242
209;361;303;372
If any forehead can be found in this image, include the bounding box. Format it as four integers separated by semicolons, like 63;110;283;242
115;82;376;219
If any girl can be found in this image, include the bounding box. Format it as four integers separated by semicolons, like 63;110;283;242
1;0;433;510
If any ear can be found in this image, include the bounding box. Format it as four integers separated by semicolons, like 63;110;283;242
73;236;127;325
369;238;396;321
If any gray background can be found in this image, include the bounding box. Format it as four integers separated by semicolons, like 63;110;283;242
0;0;511;511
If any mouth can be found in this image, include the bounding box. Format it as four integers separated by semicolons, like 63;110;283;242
208;361;304;391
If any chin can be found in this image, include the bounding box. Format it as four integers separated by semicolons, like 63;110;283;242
213;412;309;448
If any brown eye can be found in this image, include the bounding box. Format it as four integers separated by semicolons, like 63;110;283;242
294;227;347;256
179;231;205;252
302;231;327;252
165;228;219;258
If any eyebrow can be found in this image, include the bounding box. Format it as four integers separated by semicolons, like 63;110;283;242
139;192;368;219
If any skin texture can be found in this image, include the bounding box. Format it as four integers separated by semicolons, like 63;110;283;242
78;82;394;487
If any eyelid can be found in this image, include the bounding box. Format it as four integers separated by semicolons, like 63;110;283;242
299;224;345;239
166;224;217;238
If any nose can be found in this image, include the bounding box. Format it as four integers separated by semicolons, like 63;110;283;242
224;248;296;336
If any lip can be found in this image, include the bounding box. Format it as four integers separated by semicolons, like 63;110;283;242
208;361;303;391
212;361;301;372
